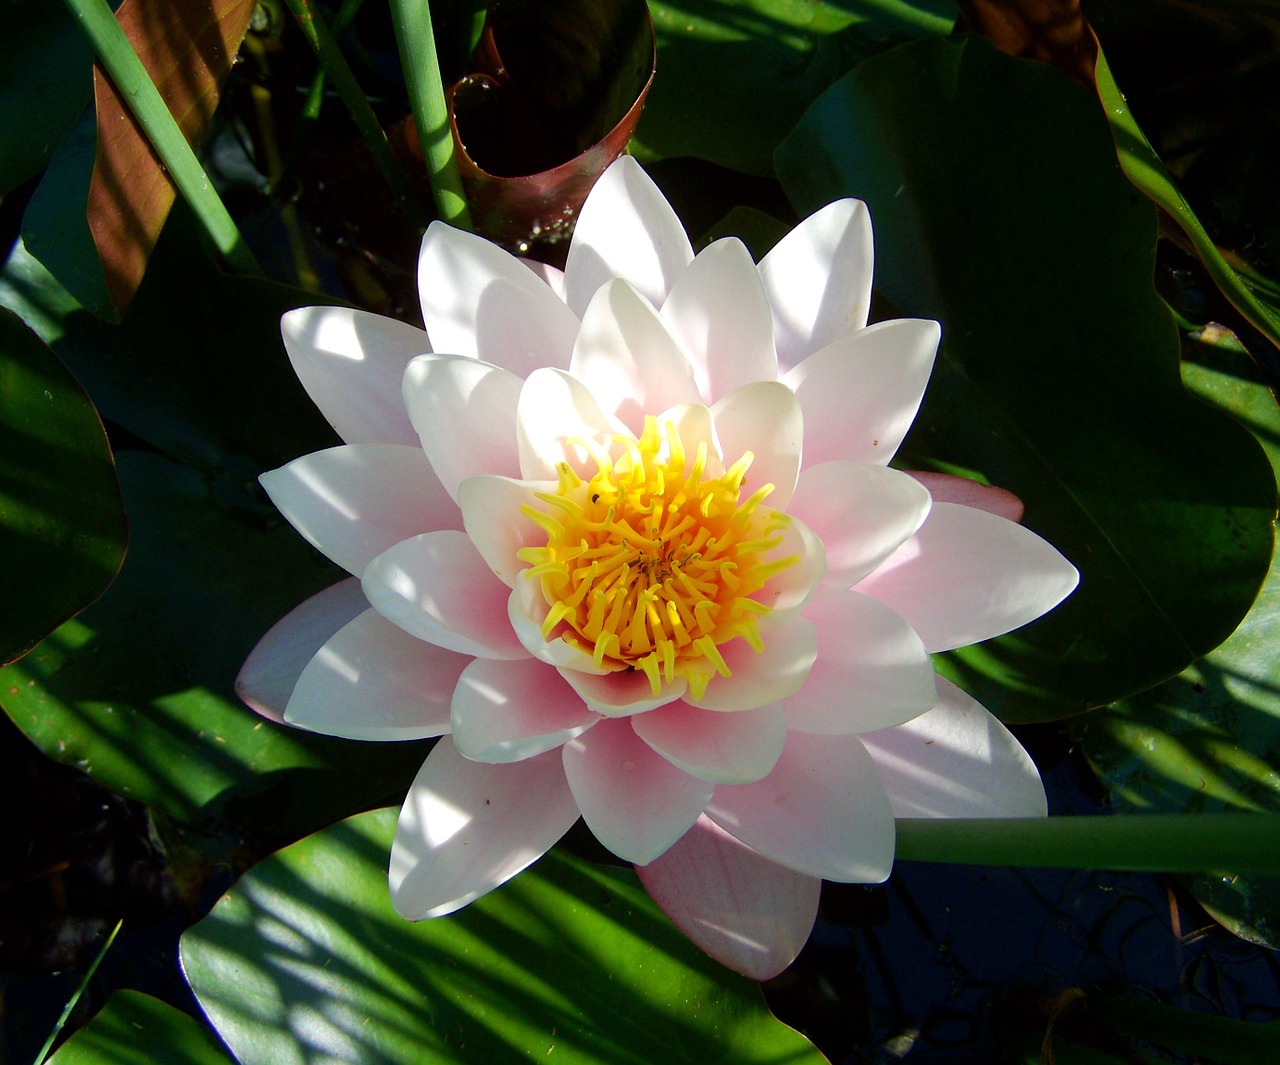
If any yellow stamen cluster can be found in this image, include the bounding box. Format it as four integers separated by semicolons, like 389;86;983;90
517;415;797;700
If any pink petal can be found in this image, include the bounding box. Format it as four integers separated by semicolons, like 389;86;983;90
418;222;579;371
451;658;599;763
706;731;895;882
785;591;937;735
758;198;874;373
516;367;628;480
237;579;368;723
402;353;523;500
783;318;940;467
563;156;694;317
907;471;1025;523
559;668;687;717
685;616;817;712
860;677;1046;818
281;306;427;446
787;461;932;595
636;815;820;980
260;444;459;577
506;580;611;675
390;739;579;918
853;502;1079;652
661;237;777;401
755;515;826;619
362;530;527;659
457;475;555;588
285;608;464;740
710;382;802;511
632;701;786;784
563;717;713;864
568;279;700;435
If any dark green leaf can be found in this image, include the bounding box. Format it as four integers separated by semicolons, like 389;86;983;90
181;808;827;1064
0;308;126;665
776;35;1275;720
47;991;234;1065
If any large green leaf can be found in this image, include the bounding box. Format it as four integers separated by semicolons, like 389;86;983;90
47;991;234;1065
776;35;1276;721
0;451;427;838
181;808;827;1064
0;308;126;665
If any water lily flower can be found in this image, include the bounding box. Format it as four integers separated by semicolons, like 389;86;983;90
239;157;1078;980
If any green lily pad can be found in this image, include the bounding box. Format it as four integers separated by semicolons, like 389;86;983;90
0;308;126;665
776;35;1276;721
0;450;427;839
181;808;827;1064
47;991;234;1065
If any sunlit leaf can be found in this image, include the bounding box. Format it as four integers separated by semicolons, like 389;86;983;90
181;808;828;1064
47;991;234;1065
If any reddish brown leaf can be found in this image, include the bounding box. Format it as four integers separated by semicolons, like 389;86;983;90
956;0;1099;89
88;0;255;316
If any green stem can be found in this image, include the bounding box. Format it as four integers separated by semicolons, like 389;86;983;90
1089;993;1280;1064
896;814;1280;873
61;0;261;276
388;0;472;228
32;919;123;1065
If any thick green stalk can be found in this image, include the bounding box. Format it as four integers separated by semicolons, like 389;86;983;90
388;0;472;228
896;814;1280;873
61;0;261;276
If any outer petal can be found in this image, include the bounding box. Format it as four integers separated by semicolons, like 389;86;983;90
787;461;932;595
568;279;701;434
563;718;713;864
458;475;556;588
362;530;527;659
281;306;427;446
559;668;687;717
758;198;874;373
632;702;787;784
451;658;599;763
403;353;523;500
661;237;778;401
237;578;368;723
260;444;460;577
636;816;820;981
785;591;937;735
390;739;579;919
860;677;1047;818
706;732;895;882
783;318;940;466
907;471;1025;523
853;501;1079;652
563;156;694;316
418;221;580;371
284;608;464;740
710;382;802;512
516;367;629;480
684;616;817;712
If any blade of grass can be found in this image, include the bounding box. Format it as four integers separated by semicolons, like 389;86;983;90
61;0;261;277
388;0;472;228
32;918;124;1065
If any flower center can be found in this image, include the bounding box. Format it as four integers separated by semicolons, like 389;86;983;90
517;415;797;700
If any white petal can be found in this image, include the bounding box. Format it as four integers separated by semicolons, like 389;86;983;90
559;668;687;717
568;279;700;434
237;579;368;723
787;461;932;594
506;580;612;675
785;591;937;734
853;502;1079;652
783;318;940;466
362;530;527;659
685;616;817;712
451;658;598;763
907;471;1025;523
563;156;694;316
520;258;567;300
563;717;713;864
636;816;820;980
282;306;427;446
706;731;895;882
402;353;523;500
758;198;874;373
458;475;555;588
756;513;826;619
710;382;802;511
655;402;723;478
418;222;579;371
260;444;459;577
860;677;1047;818
390;739;579;918
661;237;777;401
285;608;464;740
633;701;786;784
516;367;627;480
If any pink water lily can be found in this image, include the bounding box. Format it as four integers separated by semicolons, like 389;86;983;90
239;157;1078;980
